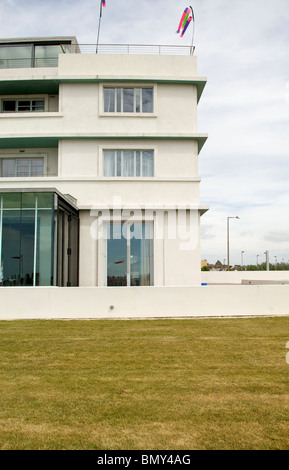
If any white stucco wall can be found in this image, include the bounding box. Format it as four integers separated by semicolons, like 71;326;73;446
59;139;199;179
58;53;199;80
0;177;202;209
0;285;289;320
0;91;203;138
79;208;202;287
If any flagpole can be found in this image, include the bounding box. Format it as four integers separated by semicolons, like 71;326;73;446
96;0;103;53
190;6;195;55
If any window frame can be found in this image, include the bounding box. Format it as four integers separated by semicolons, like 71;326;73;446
0;153;47;177
103;149;155;177
104;221;154;287
99;83;157;117
1;95;48;113
0;41;72;69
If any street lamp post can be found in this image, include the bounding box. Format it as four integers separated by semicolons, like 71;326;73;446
241;250;244;268
256;254;259;266
264;251;269;271
227;216;240;271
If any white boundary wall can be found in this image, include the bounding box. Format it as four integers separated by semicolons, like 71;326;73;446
1;285;289;320
201;271;289;285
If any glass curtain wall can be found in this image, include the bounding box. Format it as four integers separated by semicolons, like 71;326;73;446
107;222;153;286
0;192;79;287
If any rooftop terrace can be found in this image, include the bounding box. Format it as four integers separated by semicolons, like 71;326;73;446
0;38;195;69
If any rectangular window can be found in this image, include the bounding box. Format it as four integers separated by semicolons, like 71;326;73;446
103;87;153;113
0;42;71;69
1;158;44;177
0;45;33;68
34;44;64;67
2;99;45;113
107;222;153;286
104;150;154;177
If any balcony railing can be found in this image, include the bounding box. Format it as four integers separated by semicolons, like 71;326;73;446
82;44;195;55
0;43;194;69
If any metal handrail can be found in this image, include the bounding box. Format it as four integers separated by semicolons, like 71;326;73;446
78;43;195;55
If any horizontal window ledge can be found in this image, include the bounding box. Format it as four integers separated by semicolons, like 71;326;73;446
0;134;206;139
0;77;207;102
0;113;63;119
0;135;208;153
0;177;201;182
97;177;201;182
79;204;209;212
0;176;57;181
99;113;157;118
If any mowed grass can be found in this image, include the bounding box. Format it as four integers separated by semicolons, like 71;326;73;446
0;317;289;450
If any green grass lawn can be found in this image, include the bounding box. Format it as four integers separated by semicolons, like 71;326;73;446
0;316;289;450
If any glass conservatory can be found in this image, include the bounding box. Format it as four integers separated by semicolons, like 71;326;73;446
0;190;79;287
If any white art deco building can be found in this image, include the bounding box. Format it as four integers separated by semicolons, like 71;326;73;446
0;36;208;288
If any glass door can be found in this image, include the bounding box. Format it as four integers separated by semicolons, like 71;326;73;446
107;223;128;286
106;222;153;286
130;223;152;286
57;205;79;287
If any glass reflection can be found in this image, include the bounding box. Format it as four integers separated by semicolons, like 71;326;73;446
107;223;127;286
130;223;152;286
0;45;32;68
35;45;63;67
0;192;79;287
0;42;71;69
142;88;153;113
123;89;134;112
107;222;153;287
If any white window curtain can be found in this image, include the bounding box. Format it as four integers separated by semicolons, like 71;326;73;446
103;150;154;177
104;150;115;176
2;160;15;177
30;159;44;177
123;151;134;176
1;158;44;177
16;159;30;177
103;88;115;112
142;151;154;177
104;87;153;113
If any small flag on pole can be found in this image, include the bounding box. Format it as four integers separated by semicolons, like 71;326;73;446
101;0;106;6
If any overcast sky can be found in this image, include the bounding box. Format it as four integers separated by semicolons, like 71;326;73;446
1;0;289;266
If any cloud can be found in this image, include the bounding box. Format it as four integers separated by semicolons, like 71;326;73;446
200;224;216;240
264;232;289;243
